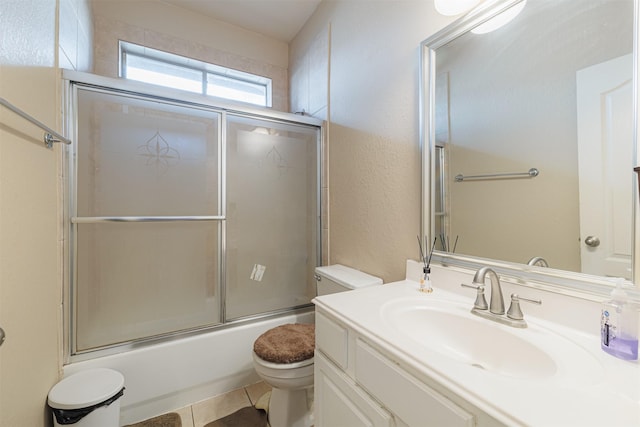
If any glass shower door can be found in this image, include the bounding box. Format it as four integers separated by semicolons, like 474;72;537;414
69;80;322;355
225;115;320;319
73;87;222;352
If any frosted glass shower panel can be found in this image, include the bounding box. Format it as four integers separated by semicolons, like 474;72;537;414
76;88;220;216
226;116;319;319
74;88;221;351
76;222;220;351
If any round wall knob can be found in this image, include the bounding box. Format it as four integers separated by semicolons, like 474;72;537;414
0;327;5;347
585;236;601;247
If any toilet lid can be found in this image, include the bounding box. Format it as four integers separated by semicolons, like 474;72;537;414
253;323;315;364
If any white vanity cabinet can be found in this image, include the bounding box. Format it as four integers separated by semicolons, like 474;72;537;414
315;352;395;427
315;309;504;427
314;273;640;426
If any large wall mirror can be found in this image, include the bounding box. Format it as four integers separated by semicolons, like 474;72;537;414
421;0;640;294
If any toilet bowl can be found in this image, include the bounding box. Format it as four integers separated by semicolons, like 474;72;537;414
252;351;315;427
251;264;382;427
252;352;314;390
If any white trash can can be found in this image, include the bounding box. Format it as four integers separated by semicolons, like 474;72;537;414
48;368;125;427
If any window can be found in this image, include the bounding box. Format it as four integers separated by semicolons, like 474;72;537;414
120;41;272;107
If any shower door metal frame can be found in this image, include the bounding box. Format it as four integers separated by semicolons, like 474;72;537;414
62;70;323;362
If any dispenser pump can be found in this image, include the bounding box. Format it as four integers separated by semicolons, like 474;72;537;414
610;279;627;301
600;279;638;360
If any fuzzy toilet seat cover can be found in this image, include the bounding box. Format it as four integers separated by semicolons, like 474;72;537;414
253;323;315;363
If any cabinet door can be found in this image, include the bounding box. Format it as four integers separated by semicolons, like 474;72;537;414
316;311;349;369
355;339;474;427
315;352;394;427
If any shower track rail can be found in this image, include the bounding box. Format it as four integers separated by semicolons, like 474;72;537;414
71;216;224;223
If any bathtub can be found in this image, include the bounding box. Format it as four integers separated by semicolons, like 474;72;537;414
63;309;314;425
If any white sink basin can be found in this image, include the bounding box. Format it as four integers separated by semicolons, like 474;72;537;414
382;298;603;383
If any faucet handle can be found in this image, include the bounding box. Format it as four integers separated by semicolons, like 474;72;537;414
507;294;542;320
461;283;489;310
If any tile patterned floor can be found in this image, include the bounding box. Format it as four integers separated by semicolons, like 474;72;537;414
160;381;272;427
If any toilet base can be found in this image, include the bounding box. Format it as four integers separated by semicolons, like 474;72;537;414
268;386;313;427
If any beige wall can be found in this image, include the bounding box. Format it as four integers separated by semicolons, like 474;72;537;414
0;0;92;425
290;23;330;265
1;1;60;425
59;0;93;71
91;0;291;112
290;1;454;282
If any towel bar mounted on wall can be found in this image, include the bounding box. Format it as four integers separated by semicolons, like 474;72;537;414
0;97;71;148
455;168;539;182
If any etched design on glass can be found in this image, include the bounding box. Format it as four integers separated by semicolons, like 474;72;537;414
137;130;181;173
266;145;288;176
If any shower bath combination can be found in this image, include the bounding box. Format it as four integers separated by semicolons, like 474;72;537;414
62;71;323;422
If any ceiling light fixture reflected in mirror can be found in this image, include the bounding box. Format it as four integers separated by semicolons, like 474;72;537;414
471;0;527;34
434;0;482;16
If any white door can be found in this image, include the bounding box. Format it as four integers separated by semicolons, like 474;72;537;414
577;54;633;279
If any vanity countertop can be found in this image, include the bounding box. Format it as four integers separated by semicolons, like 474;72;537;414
313;278;640;427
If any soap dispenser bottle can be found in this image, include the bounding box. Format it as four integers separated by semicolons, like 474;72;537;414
601;279;638;360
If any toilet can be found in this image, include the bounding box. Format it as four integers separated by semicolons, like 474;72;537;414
252;264;383;427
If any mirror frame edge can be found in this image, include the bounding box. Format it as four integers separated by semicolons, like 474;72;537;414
420;0;640;297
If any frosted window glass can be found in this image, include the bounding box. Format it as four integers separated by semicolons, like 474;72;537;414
126;55;202;94
206;73;267;105
225;116;319;319
120;42;272;107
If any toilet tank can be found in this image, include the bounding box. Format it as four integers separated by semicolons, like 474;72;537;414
314;264;383;296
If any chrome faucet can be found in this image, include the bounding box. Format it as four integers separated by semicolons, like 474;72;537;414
527;256;549;267
474;266;504;314
461;267;541;328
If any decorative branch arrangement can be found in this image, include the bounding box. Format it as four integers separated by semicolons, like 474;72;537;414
439;234;459;253
417;236;437;293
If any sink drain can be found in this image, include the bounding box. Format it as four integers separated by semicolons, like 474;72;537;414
470;363;486;370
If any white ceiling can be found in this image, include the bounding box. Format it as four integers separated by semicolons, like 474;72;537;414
161;0;322;42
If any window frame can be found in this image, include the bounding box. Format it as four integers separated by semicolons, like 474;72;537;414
119;41;273;107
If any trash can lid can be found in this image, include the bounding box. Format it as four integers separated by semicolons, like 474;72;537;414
48;368;125;410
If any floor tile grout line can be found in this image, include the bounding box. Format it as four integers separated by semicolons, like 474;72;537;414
137;383;269;427
244;386;254;407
